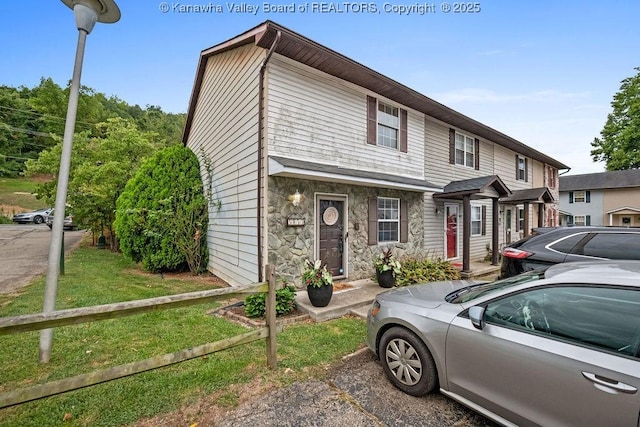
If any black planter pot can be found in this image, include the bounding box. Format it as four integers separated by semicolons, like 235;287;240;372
307;284;333;307
376;270;396;288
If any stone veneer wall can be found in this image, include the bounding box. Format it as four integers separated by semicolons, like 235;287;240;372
268;176;424;288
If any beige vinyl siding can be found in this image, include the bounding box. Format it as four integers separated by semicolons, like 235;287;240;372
423;117;496;260
186;43;264;286
266;55;424;179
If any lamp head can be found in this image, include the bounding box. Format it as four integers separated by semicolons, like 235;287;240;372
61;0;121;23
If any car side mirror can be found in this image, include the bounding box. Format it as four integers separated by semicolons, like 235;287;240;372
469;306;486;330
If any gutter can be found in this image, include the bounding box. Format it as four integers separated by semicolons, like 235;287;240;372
257;30;281;282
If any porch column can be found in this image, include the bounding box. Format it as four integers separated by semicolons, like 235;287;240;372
523;202;530;237
538;203;544;227
462;195;471;273
492;198;499;265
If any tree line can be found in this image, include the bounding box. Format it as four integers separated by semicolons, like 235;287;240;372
0;77;184;176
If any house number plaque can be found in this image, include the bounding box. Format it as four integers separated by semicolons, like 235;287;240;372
287;216;306;227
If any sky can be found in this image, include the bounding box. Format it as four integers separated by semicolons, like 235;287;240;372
2;1;639;175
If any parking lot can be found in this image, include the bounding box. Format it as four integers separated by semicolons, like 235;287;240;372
0;224;86;295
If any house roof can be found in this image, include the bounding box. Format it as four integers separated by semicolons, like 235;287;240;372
433;175;511;200
559;169;640;191
269;156;441;192
500;187;556;204
182;21;569;170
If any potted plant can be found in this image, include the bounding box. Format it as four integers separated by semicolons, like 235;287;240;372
302;259;334;307
374;248;402;288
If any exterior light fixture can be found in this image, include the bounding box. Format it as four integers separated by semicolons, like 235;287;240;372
291;189;302;207
39;0;120;364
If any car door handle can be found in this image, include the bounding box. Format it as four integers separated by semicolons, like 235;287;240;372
582;371;637;394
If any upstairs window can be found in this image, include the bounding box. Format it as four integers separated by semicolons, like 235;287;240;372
377;102;399;149
366;96;407;152
569;191;590;203
455;132;475;167
449;129;479;170
516;155;528;181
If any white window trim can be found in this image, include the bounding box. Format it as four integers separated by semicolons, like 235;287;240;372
574;215;586;226
574;190;586;203
517;156;526;180
377;101;399;150
455;131;475;168
377;197;400;243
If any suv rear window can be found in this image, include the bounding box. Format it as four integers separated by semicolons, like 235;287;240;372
549;233;586;254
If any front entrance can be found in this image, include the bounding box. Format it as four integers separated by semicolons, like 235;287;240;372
317;195;346;278
444;204;458;260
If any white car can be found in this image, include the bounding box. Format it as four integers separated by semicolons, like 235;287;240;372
12;208;52;224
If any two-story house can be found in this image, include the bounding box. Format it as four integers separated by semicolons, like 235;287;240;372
183;21;569;286
559;169;640;227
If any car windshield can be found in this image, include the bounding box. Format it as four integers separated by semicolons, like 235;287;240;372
446;270;545;304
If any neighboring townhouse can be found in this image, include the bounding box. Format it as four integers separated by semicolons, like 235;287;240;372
559;169;640;227
183;21;569;286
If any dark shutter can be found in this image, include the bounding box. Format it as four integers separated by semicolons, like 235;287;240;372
569;192;574;204
515;154;519;179
586;215;591;226
367;96;377;145
449;128;456;164
400;200;408;243
368;198;378;245
525;158;529;182
400;109;408;153
586;191;591;203
515;209;520;232
474;138;480;170
481;205;487;236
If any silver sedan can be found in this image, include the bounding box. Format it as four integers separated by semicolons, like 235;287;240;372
366;261;640;426
11;208;52;224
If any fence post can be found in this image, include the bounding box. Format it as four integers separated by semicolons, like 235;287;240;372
265;264;277;369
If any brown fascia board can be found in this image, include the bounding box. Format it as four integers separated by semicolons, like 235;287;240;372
182;21;570;171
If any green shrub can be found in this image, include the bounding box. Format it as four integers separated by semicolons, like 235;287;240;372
396;257;460;286
114;145;208;273
244;285;297;318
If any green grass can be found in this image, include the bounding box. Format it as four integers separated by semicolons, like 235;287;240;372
0;242;366;426
0;177;49;213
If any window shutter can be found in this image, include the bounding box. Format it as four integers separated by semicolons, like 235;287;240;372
400;109;408;153
481;205;487;235
525;158;529;182
474;138;480;170
400;200;408;243
515;154;519;179
569;192;574;204
449;128;455;164
368;198;378;245
586;215;591;226
367;96;377;145
586;191;591;203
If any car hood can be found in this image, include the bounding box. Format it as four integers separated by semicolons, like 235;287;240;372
377;280;479;309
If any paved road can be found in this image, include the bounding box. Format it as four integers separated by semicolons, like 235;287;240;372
0;224;86;295
219;349;496;427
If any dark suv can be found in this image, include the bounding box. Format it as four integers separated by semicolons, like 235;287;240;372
500;227;640;278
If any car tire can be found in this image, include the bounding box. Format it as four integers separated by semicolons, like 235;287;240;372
33;216;43;224
379;327;438;396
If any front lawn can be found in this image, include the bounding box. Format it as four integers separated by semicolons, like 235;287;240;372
0;242;366;426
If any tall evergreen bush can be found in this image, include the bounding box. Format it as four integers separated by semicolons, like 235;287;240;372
115;145;208;273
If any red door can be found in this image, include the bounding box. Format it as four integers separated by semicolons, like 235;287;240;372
445;204;458;259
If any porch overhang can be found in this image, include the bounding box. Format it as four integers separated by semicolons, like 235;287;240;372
432;175;511;200
432;176;510;274
605;206;640;215
268;156;441;193
500;187;555;204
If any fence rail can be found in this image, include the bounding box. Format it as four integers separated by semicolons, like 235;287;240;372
0;264;279;409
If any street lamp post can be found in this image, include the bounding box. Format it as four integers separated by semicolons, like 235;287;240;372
39;0;120;363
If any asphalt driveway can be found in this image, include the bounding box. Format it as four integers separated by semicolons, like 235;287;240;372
219;349;495;427
0;224;86;295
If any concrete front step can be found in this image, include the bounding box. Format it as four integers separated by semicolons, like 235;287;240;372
295;279;387;322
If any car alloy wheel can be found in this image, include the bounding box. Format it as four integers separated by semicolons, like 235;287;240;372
33;216;43;224
379;327;437;396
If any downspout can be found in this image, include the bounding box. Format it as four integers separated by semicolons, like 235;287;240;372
257;30;281;282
